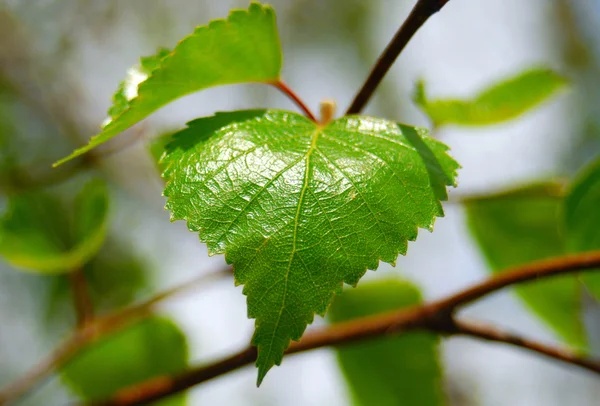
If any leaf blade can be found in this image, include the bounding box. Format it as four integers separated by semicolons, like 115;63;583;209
61;316;188;405
415;68;567;127
0;180;109;273
161;109;458;382
329;279;445;406
54;2;282;166
565;158;600;301
465;184;586;349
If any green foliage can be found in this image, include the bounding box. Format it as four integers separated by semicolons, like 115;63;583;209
465;183;586;349
149;131;177;174
414;68;567;127
565;158;600;300
161;109;459;383
45;239;149;323
329;280;445;406
61;316;188;405
55;2;282;166
0;179;109;273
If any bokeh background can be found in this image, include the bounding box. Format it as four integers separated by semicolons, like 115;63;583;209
1;0;600;405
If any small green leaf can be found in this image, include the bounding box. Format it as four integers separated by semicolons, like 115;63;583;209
329;280;445;406
148;131;177;174
61;317;188;405
465;183;586;349
54;2;282;166
161;109;459;383
0;180;109;273
414;68;567;127
565;158;600;301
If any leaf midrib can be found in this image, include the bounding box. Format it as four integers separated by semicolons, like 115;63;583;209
263;127;321;367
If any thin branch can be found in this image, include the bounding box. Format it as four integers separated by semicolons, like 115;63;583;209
68;269;95;328
449;319;600;375
270;80;317;122
90;250;600;406
346;0;450;115
0;268;231;405
433;251;600;311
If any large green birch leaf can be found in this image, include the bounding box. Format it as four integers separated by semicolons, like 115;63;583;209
161;109;459;383
54;2;281;166
414;68;567;127
329;279;445;406
565;158;600;301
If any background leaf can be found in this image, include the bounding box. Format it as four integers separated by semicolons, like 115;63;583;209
565;158;600;301
61;316;188;405
0;179;109;273
148;131;177;174
44;238;150;326
55;2;282;166
414;68;567;127
161;109;458;383
465;183;586;349
329;279;445;406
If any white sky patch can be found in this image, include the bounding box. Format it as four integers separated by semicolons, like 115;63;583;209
124;66;149;100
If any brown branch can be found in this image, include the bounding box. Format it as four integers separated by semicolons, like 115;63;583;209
91;250;600;406
346;0;451;115
68;269;95;328
449;319;600;375
270;80;318;122
0;268;232;405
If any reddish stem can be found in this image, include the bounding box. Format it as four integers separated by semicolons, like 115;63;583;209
271;80;317;122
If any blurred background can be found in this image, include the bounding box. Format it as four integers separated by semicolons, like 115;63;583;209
1;0;600;405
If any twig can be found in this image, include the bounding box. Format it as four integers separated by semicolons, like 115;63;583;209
270;80;317;122
90;250;600;406
0;268;232;405
449;319;600;375
346;0;451;115
68;269;95;328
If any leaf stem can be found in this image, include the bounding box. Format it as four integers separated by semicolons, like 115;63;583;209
271;80;318;122
90;250;600;406
68;268;94;328
345;0;450;115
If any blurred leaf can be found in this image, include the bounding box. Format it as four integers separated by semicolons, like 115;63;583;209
55;2;282;166
565;158;600;300
161;109;458;383
465;183;586;349
61;316;188;405
329;279;445;406
148;131;177;174
414;68;567;127
0;179;109;273
45;238;149;325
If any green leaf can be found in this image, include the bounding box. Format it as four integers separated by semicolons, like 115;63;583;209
54;2;282;166
45;238;149;324
414;68;567;127
329;279;445;406
0;179;109;273
565;158;600;301
465;183;586;349
61;316;188;405
148;131;177;174
161;109;459;383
